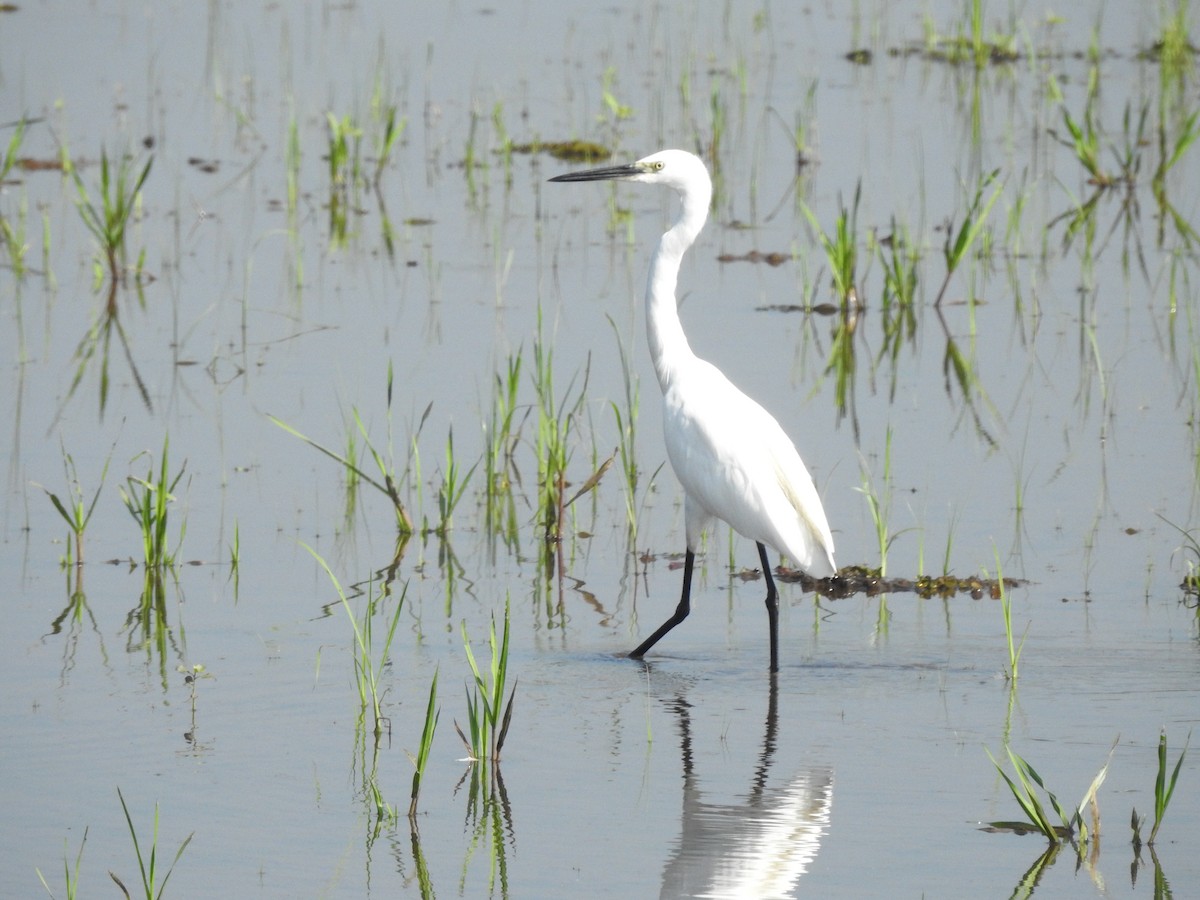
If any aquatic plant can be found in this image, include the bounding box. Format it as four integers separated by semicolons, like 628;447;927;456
325;112;362;245
110;787;193;900
491;100;514;187
371;100;404;189
39;438;113;568
1157;513;1200;597
0;192;28;278
921;0;1019;67
1151;104;1200;228
0;121;29;274
994;550;1027;683
0;117;25;182
1049;70;1115;188
407;668;440;818
285;110;301;224
855;428;908;579
367;775;399;835
72;148;153;290
531;305;587;549
462;102;483;203
432;426;478;537
269;365;419;539
986;740;1115;846
483;350;522;544
1149;0;1196;75
801;182;861;307
456;600;516;764
599;63;633;152
227;520;240;586
879;222;919;315
934;168;1002;306
178;663;211;720
35;826;87;900
119;436;187;570
1132;728;1190;849
308;548;405;741
606;320;641;533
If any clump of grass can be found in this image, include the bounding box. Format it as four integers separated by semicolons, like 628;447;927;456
483;350;523;545
876;224;920;399
934;168;1002;306
1151;105;1200;224
606;318;642;538
1147;0;1197;74
326;112;362;246
431;426;477;537
1047;70;1119;189
802;182;861;307
270;365;418;539
0;119;30;275
73;148;153;293
38;437;114;568
1157;513;1200;597
109;787;193;900
531;305;587;550
307;547;406;741
119;435;187;569
1132;729;1190;849
986;740;1115;846
36;826;88;900
921;0;1019;66
879;222;919;314
407;668;440;818
455;600;516;764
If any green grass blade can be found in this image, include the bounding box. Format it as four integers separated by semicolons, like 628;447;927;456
1149;728;1190;844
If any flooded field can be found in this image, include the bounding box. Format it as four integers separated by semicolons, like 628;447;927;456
2;1;1199;896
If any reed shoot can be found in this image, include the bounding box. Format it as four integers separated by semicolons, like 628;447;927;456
119;436;186;569
1133;728;1190;848
456;600;516;764
73;148;153;287
307;547;406;741
110;787;193;900
407;668;440;818
35;827;87;900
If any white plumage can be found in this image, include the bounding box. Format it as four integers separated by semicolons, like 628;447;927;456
551;149;835;669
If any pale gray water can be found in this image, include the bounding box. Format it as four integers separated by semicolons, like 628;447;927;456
2;1;1198;896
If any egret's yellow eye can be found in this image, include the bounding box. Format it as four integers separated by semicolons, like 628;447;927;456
653;161;665;171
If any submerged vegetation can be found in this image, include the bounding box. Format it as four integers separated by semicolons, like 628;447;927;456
72;148;153;293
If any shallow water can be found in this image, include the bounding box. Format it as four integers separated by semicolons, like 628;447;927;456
2;1;1199;897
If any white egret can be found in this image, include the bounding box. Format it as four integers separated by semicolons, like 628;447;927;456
550;149;836;671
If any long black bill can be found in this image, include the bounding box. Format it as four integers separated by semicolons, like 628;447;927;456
548;162;641;183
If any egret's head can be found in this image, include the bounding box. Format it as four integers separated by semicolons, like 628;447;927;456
549;149;709;195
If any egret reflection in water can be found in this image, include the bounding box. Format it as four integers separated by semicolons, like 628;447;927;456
657;680;833;898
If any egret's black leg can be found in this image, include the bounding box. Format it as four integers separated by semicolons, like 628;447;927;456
630;549;695;659
757;542;780;672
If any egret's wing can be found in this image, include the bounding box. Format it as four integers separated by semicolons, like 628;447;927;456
663;361;835;575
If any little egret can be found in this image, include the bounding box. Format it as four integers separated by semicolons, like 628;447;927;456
550;149;836;671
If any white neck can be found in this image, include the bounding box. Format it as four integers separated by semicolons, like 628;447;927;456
645;181;711;392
